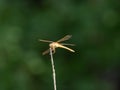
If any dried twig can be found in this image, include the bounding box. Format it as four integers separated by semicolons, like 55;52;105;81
49;48;57;90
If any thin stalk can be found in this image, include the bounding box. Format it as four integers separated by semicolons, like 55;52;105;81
49;48;57;90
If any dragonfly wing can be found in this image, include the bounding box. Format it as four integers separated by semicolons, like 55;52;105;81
39;39;53;43
42;49;50;55
57;35;72;43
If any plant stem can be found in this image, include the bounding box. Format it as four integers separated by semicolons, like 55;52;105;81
49;48;57;90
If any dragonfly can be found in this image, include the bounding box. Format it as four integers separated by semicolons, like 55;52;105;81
39;35;75;55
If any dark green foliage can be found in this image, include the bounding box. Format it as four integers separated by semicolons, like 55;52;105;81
0;0;120;90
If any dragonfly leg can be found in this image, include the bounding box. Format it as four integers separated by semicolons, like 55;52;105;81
51;47;55;54
52;49;55;54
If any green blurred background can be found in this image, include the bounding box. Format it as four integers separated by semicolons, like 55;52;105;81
0;0;120;90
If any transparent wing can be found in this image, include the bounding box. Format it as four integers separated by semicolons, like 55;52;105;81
57;35;72;43
60;43;75;46
39;39;53;43
42;49;50;55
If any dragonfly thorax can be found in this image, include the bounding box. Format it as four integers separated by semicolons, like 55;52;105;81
49;42;59;48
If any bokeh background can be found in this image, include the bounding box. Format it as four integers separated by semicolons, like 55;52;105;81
0;0;120;90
